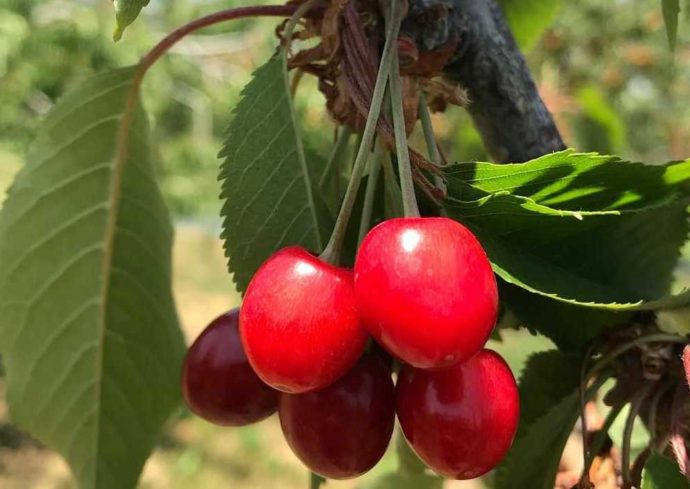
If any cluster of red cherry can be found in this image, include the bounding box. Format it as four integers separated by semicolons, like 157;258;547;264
182;216;520;480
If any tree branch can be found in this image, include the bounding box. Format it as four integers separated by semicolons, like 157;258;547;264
403;0;566;163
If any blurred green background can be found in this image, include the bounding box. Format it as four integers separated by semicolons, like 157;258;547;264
0;0;688;487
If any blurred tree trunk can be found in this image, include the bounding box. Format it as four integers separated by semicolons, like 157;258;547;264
404;0;566;163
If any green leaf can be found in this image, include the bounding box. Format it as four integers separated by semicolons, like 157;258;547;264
0;68;185;489
642;453;690;488
219;51;331;293
495;350;582;489
498;0;562;51
662;0;681;51
448;200;690;309
444;151;690;310
444;150;690;213
113;0;150;41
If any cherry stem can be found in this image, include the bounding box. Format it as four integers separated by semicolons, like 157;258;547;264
580;401;624;482
578;342;598;482
621;381;655;488
310;472;325;489
358;141;384;245
113;5;299;253
318;0;404;264
388;41;421;218
320;126;353;190
418;93;445;191
648;379;675;449
139;5;297;80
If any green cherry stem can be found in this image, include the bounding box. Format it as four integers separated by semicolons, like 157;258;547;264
578;342;598;482
580;401;624;482
648;379;675;449
318;0;404;264
621;381;655;487
310;472;326;489
388;37;420;218
358;141;384;245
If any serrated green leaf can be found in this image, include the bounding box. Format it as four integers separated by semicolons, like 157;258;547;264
219;51;331;293
446;199;690;310
444;151;690;311
0;68;185;489
495;350;582;489
642;452;690;488
444;150;690;213
662;0;681;51
498;0;562;51
113;0;150;41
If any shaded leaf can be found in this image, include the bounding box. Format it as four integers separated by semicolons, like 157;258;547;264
444;150;690;213
0;68;185;489
642;452;690;488
219;51;331;293
495;350;582;489
500;283;630;350
444;151;690;311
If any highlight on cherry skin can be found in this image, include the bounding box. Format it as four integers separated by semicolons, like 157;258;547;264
240;246;369;394
354;217;499;369
395;349;520;479
181;308;278;426
278;353;396;479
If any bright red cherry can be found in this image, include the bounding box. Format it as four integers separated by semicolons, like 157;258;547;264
240;246;368;393
279;354;395;479
396;349;519;479
181;309;278;426
354;217;498;369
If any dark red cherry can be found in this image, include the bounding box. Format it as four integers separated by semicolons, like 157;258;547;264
354;217;498;369
396;349;520;479
240;246;368;393
182;309;278;426
279;354;395;479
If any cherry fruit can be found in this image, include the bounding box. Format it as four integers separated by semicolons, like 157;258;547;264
240;246;368;393
354;217;498;369
279;354;395;479
396;349;519;479
181;309;278;426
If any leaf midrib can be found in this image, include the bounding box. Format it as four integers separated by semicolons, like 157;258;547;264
92;72;139;488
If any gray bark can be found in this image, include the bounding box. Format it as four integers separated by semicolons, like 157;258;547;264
402;0;566;163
